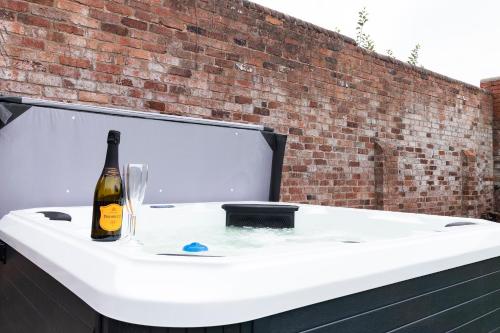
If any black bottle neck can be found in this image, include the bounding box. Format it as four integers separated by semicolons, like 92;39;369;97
103;142;119;170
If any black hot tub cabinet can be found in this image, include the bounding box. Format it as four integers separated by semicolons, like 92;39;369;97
1;203;500;333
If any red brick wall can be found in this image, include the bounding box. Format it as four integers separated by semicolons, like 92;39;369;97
0;0;495;216
481;78;500;210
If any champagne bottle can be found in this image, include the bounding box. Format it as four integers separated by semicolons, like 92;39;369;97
91;130;124;241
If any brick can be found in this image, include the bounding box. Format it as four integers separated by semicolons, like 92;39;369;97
111;95;137;107
169;85;188;95
265;15;283;26
186;25;205;35
248;39;265;51
215;58;233;69
0;9;14;20
0;22;23;35
62;78;95;90
75;0;104;8
182;42;203;53
211;110;231;119
129;48;151;60
253;107;269;116
234;38;246;46
149;23;171;35
121;17;147;31
158;16;184;31
268;101;280;109
128;0;150;11
79;91;109;104
266;45;282;57
263;62;276;71
59;55;91;69
242;114;260;123
134;9;152;22
95;62;122;75
25;0;54;6
211;109;230;119
203;65;223;75
20;37;45;50
1;81;40;95
48;64;81;78
55;0;88;14
0;0;29;12
99;42;121;54
145;100;165;111
325;39;344;51
206;47;225;59
289;127;303;135
168;67;191;78
144;80;167;92
44;87;77;100
117;78;133;86
89;8;120;24
54;22;84;35
105;2;132;15
235;96;252;104
101;22;128;36
18;13;51;27
118;36;141;49
48;31;65;43
143;42;166;53
68;13;99;28
128;88;143;98
0;68;26;81
226;53;240;61
92;72;113;83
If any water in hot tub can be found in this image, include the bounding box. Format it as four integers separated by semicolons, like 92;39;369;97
136;203;441;257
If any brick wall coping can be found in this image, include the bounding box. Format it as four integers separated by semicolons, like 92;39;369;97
242;0;488;94
481;77;500;83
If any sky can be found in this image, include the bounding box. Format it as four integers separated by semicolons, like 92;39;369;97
252;0;500;87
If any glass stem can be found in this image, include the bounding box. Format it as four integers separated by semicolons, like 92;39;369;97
129;214;137;239
124;213;132;239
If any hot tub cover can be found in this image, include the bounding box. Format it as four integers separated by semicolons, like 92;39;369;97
0;96;286;218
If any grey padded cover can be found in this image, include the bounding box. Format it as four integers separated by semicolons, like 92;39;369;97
0;101;274;217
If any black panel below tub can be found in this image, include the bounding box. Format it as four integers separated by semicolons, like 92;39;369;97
1;242;500;333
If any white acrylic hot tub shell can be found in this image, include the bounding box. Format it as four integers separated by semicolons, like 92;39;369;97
1;202;500;327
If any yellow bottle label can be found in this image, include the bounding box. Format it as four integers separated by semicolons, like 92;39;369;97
99;204;123;232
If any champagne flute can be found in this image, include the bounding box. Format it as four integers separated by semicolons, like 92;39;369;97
123;163;148;244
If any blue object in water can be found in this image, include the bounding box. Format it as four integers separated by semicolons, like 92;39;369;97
183;242;208;252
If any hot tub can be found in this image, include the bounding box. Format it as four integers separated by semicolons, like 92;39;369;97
1;202;500;332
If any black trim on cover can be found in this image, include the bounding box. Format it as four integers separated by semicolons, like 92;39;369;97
0;96;23;103
0;240;6;264
261;131;287;202
0;102;31;130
